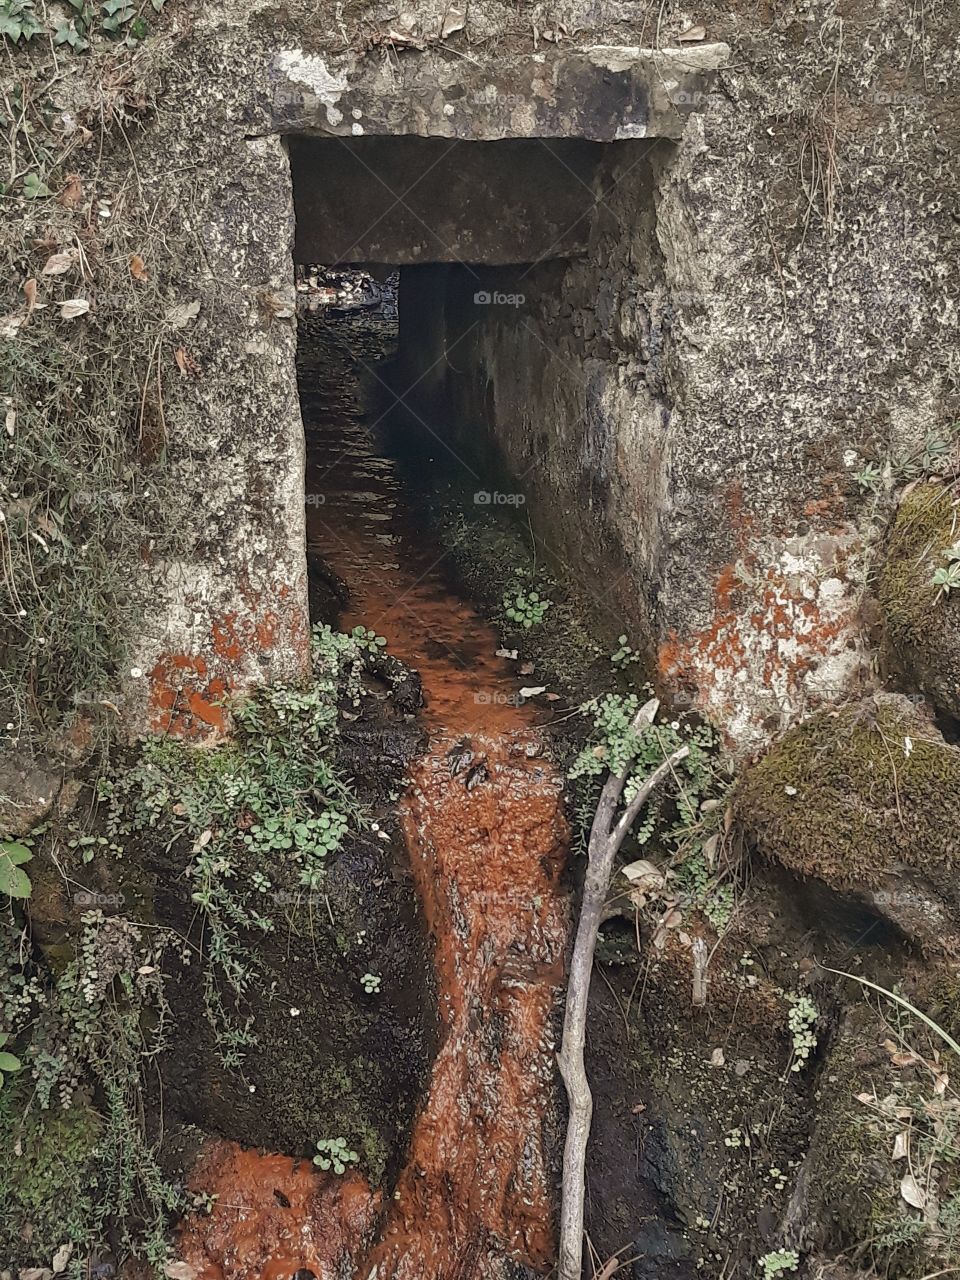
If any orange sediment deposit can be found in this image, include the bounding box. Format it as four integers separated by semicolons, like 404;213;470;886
179;733;568;1280
178;1142;380;1280
359;732;568;1278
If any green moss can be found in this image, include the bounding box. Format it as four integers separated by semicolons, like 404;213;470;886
878;483;960;715
736;698;960;894
808;1002;960;1277
0;1084;102;1264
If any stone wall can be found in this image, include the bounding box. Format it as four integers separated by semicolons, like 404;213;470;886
6;0;956;751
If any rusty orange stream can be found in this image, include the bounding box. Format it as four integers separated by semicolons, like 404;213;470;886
179;321;568;1279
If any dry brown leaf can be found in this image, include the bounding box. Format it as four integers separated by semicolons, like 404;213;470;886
900;1171;926;1209
892;1130;910;1160
678;24;706;40
1;314;24;339
129;253;149;281
162;1264;196;1280
58;174;84;208
621;858;665;892
23;278;37;317
42;251;77;276
51;1245;72;1275
59;298;90;320
5;408;15;437
173;346;200;377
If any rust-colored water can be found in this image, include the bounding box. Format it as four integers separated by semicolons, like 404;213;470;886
179;320;568;1279
302;334;531;734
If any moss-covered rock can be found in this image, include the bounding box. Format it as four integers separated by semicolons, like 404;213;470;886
737;695;960;951
879;483;960;718
0;1085;102;1266
738;695;960;892
796;1000;960;1278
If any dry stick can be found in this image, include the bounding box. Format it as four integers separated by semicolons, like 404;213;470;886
557;698;690;1280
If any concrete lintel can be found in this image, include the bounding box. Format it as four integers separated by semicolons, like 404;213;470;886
268;43;731;142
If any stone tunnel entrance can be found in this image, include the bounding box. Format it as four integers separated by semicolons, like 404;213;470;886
289;130;675;655
280;125;685;1279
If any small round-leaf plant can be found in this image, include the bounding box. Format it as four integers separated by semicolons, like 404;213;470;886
0;1031;22;1088
786;993;818;1072
610;635;639;669
361;972;381;994
502;573;552;630
931;542;960;597
314;1137;359;1175
758;1249;799;1278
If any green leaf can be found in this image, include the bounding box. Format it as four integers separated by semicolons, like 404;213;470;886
22;172;51;199
0;863;31;898
0;1052;21;1073
0;842;32;898
0;842;32;866
128;14;147;38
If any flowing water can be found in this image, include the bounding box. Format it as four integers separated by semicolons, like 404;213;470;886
179;314;568;1279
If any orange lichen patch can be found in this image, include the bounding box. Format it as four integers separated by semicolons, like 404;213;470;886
148;654;228;738
148;588;309;740
211;616;244;662
658;542;863;749
178;1140;380;1280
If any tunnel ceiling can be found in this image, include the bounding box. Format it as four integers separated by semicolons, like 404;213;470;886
290;135;613;265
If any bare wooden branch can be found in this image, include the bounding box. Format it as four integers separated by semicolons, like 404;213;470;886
556;708;690;1280
691;935;709;1007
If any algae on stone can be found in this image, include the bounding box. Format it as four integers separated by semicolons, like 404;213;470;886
879;483;960;717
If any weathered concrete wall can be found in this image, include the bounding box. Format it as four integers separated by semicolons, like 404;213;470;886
362;5;960;750
114;31;729;740
121;134;312;738
391;142;670;653
7;0;955;750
